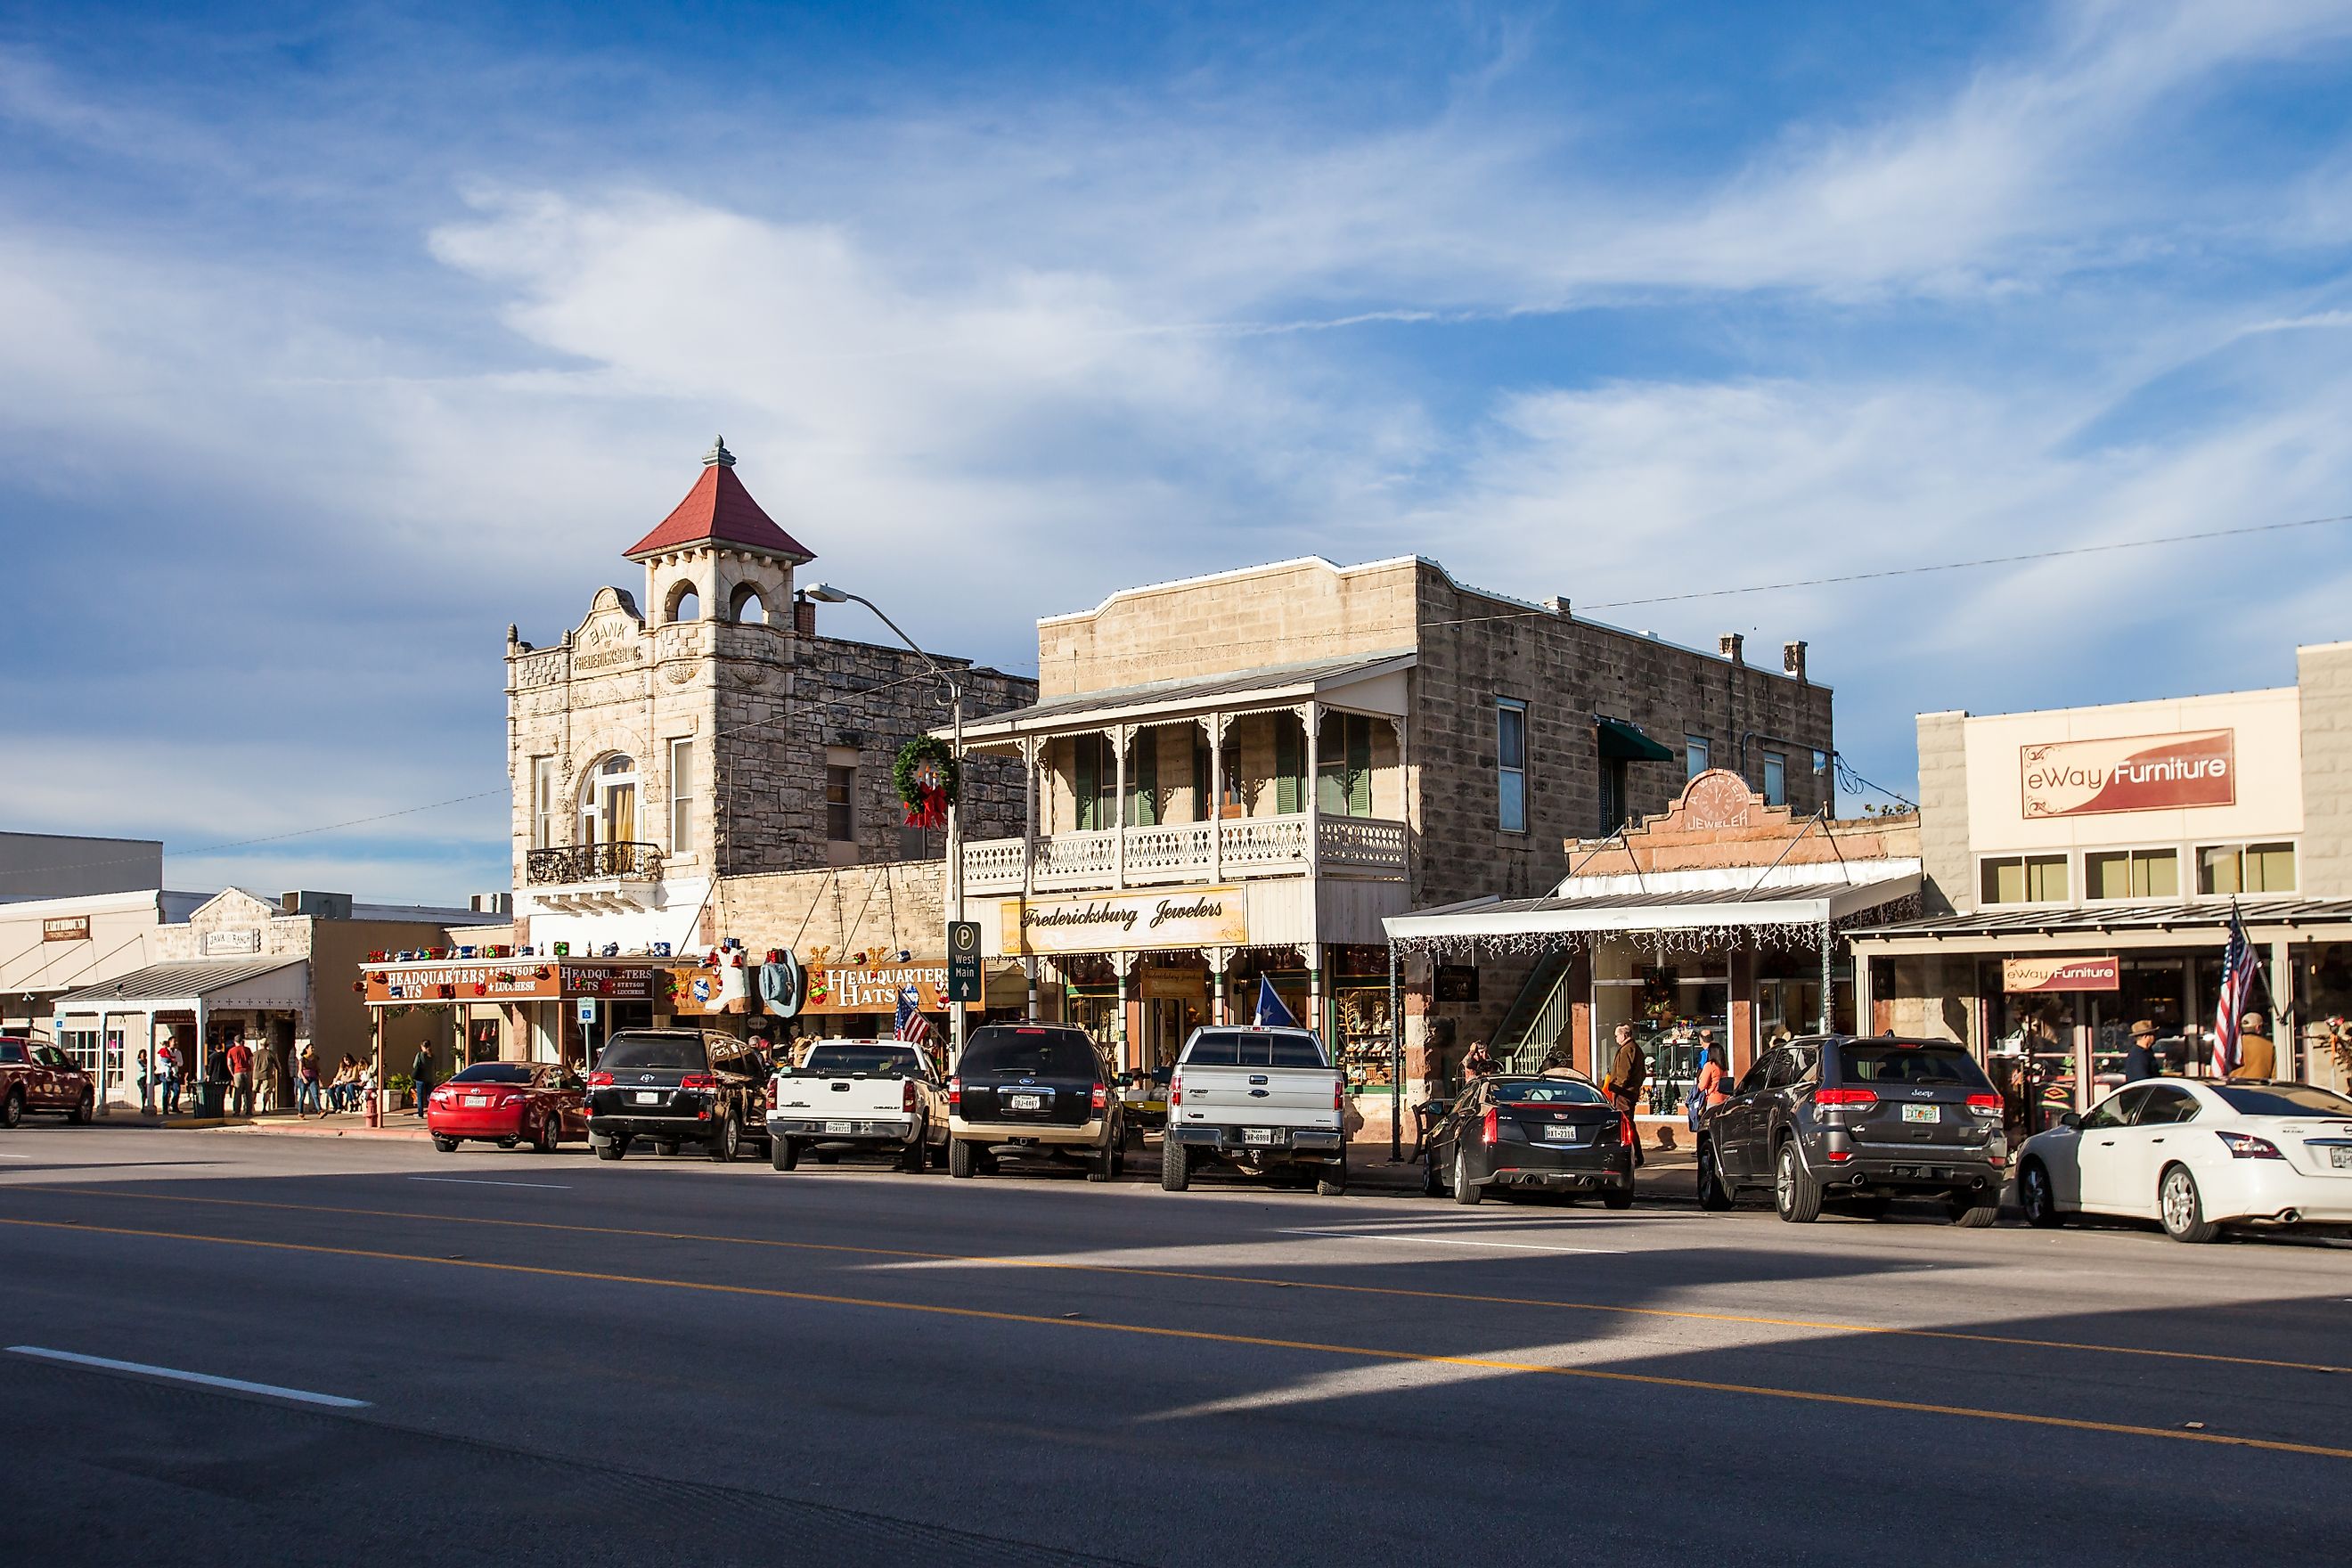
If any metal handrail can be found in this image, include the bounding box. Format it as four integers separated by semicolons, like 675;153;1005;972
526;842;660;885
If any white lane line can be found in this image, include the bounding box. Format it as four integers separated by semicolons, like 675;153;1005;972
0;1154;30;1159
1280;1228;1620;1254
8;1346;370;1409
406;1177;570;1190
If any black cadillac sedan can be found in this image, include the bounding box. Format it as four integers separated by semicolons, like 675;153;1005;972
1423;1072;1635;1207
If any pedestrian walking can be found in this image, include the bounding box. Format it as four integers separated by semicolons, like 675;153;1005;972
158;1037;182;1116
410;1042;435;1117
1602;1023;1648;1168
2229;1012;2276;1081
1687;1040;1728;1132
297;1045;323;1117
257;1041;282;1114
135;1048;154;1116
2121;1019;2160;1082
227;1035;254;1116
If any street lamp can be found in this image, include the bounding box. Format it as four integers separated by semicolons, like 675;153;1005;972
803;583;968;1065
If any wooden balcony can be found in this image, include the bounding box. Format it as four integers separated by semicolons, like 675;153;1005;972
962;813;1404;894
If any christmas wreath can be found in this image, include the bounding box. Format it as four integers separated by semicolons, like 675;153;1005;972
893;736;960;829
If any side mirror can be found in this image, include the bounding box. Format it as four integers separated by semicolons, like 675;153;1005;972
2060;1111;2081;1130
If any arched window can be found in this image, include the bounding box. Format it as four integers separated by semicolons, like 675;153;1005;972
666;583;700;624
728;584;766;625
577;755;640;845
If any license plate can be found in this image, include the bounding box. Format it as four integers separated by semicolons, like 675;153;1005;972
1009;1094;1041;1111
1901;1104;1938;1123
825;1121;853;1134
464;1095;486;1107
2331;1147;2352;1171
633;1091;660;1105
1243;1128;1274;1145
1541;1124;1580;1142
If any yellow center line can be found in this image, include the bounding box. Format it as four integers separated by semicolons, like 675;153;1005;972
6;1213;2349;1464
9;1183;2348;1378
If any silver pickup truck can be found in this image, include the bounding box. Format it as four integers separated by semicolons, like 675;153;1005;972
1161;1025;1347;1195
764;1039;948;1173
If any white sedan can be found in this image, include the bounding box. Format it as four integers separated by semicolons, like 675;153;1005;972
2015;1078;2352;1242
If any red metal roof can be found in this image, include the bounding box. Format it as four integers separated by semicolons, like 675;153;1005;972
625;442;814;562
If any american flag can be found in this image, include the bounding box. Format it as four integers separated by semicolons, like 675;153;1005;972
894;985;933;1046
2213;902;2259;1076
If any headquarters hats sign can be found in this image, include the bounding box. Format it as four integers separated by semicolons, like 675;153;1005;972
2020;731;2234;819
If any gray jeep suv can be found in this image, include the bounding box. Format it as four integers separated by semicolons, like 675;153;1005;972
1696;1035;2008;1225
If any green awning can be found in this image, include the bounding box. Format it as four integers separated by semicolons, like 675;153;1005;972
1596;717;1675;762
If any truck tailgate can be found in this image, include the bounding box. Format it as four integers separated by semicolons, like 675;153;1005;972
771;1076;902;1120
1176;1066;1339;1130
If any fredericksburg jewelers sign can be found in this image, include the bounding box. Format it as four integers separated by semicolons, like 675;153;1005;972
2020;731;2235;819
1003;887;1248;955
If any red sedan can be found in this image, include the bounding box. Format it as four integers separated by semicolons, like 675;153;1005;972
426;1063;585;1154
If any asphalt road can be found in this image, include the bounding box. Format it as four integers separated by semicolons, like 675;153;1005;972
3;1126;2349;1567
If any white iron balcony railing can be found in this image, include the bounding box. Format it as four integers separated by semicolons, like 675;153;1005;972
961;813;1404;894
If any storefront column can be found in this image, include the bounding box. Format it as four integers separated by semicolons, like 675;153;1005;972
1817;922;1833;1034
1567;948;1594;1075
1205;715;1224;882
1022;737;1041;1022
1113;726;1129;891
2269;938;2296;1078
1302;702;1322;876
1307;941;1325;1047
1114;955;1135;1071
1209;946;1229;1025
1728;944;1758;1077
1850;944;1873;1045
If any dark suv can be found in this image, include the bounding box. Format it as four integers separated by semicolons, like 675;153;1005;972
946;1024;1126;1181
585;1029;772;1163
1697;1035;2008;1225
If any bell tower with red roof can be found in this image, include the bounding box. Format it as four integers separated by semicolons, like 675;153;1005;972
627;436;814;632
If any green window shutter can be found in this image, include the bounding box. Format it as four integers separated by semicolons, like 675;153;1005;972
1276;718;1301;815
1131;732;1158;827
1075;737;1098;832
1347;716;1372;817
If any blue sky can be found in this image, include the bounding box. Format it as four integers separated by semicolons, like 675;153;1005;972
4;1;2352;902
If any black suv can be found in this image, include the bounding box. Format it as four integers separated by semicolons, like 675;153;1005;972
1697;1035;2008;1225
946;1024;1127;1180
585;1029;772;1163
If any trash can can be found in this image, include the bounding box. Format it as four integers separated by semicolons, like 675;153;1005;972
193;1080;229;1118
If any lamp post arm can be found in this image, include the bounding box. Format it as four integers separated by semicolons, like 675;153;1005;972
828;590;960;704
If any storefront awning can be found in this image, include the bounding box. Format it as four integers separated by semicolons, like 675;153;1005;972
1384;867;1922;951
1848;895;2352;955
1595;716;1676;763
952;649;1416;749
55;958;308;1011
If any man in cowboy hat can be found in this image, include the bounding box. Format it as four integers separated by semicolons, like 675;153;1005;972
2121;1019;2160;1083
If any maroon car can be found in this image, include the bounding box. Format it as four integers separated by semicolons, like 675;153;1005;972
0;1037;94;1127
426;1062;587;1154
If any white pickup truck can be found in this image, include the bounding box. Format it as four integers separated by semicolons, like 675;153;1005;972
1161;1025;1348;1195
764;1039;949;1173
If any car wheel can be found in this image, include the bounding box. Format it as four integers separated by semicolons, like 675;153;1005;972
532;1112;559;1154
770;1135;798;1171
1086;1135;1116;1182
432;1135;460;1154
2018;1160;2064;1229
949;1138;976;1180
1421;1152;1444;1198
1773;1139;1821;1223
1160;1136;1190;1192
1947;1193;2000;1228
900;1134;927;1173
69;1091;94;1126
2;1089;21;1129
1602;1184;1635;1211
1452;1145;1482;1205
594;1139;625;1161
1316;1156;1348;1197
1696;1139;1734;1211
2159;1163;2221;1244
709;1112;741;1162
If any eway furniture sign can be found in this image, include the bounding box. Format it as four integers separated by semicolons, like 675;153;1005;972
2020;731;2234;819
2002;957;2120;993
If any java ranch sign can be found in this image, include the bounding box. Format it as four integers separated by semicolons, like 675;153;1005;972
1004;887;1248;955
2020;731;2235;820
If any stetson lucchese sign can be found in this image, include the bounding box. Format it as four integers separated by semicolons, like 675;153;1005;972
2021;731;2234;819
1003;887;1247;955
2003;956;2120;994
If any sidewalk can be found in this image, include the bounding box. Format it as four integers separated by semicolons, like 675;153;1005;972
95;1108;435;1140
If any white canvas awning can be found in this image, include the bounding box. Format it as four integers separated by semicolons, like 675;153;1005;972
56;957;309;1012
1383;864;1922;951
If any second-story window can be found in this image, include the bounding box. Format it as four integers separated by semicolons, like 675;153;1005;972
1686;734;1711;780
1761;751;1787;807
1317;713;1375;817
825;764;856;844
1073;733;1117;830
530;756;557;848
1497;700;1528;833
668;738;694;854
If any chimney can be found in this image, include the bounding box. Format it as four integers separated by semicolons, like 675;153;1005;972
793;593;816;637
1719;633;1744;665
1544;595;1572;620
1783;640;1809;683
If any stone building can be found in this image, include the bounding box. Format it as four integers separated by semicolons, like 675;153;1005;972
953;554;1835;1134
1850;639;2352;1105
506;437;1034;963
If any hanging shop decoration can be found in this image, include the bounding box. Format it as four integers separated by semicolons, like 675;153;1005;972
893;737;959;830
